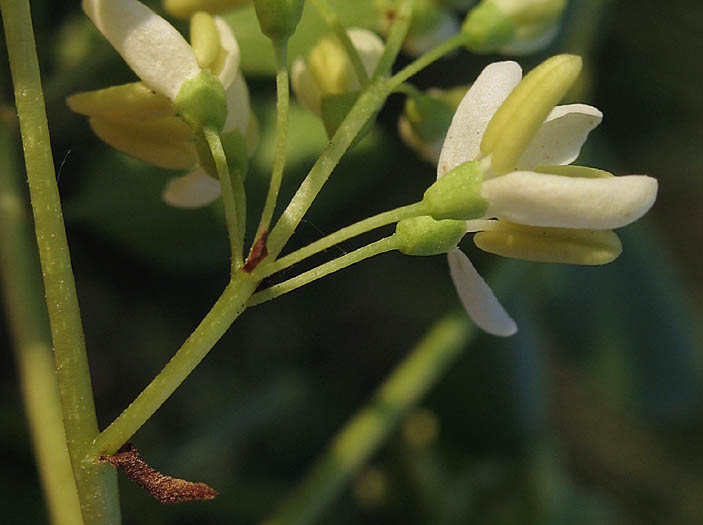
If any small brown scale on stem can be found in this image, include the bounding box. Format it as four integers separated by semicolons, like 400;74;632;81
100;443;218;504
243;229;269;273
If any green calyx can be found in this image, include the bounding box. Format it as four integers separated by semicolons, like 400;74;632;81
481;54;582;175
423;161;488;220
461;1;516;53
253;0;305;40
173;70;227;134
404;93;455;143
395;216;467;256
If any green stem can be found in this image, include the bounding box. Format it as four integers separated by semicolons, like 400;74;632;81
256;39;290;239
0;2;120;523
308;0;369;87
249;237;399;306
90;272;258;457
371;0;415;81
265;79;390;260
387;32;469;91
254;202;425;280
0;125;82;525
204;126;243;272
263;311;477;525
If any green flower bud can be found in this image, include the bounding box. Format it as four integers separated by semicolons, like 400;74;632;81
253;0;304;40
474;220;622;265
173;70;227;133
395;216;467;256
404;91;456;144
422;161;488;220
481;54;582;175
461;1;515;53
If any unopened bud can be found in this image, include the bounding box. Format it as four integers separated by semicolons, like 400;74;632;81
474;220;623;265
253;0;304;40
395;216;467;256
423;161;488;220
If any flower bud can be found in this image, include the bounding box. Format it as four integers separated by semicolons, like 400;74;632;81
395;216;467;256
398;88;463;163
462;0;565;55
173;70;227;133
292;28;384;116
481;54;582;174
253;0;305;41
422;161;488;220
164;0;252;19
474;220;623;265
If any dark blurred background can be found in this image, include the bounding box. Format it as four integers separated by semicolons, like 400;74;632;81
1;0;702;523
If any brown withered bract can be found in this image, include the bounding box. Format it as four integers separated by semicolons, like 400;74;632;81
100;443;218;504
243;230;269;273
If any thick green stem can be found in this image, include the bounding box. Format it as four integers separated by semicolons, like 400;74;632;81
204;126;244;272
249;236;400;306
0;125;82;525
254;202;425;280
263;311;477;525
91;272;258;457
309;0;369;87
0;1;120;522
256;39;291;239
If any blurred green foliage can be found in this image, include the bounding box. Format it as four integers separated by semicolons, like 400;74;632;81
1;0;701;523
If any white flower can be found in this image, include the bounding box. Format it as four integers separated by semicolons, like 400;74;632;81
437;60;657;336
76;1;255;208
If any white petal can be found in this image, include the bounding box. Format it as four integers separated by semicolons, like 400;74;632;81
83;0;200;100
482;171;658;229
213;17;240;90
516;104;602;170
465;219;498;233
162;169;221;208
346;28;386;84
447;249;517;337
291;58;322;116
223;73;250;134
437;61;522;178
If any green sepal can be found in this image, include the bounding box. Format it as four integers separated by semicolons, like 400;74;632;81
423;161;488;220
253;0;305;40
173;70;227;134
395;216;467;256
404;93;455;143
461;1;516;53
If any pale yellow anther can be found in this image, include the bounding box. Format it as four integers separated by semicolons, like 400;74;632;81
67;82;175;122
474;220;622;265
535;164;613;178
89;117;198;170
190;12;220;69
481;54;582;174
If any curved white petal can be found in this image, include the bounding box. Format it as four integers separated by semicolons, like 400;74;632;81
83;0;200;100
162;168;221;208
447;249;517;337
213;16;240;90
482;172;658;229
347;28;386;85
223;73;250;134
516;104;602;170
291;58;322;116
437;61;522;178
